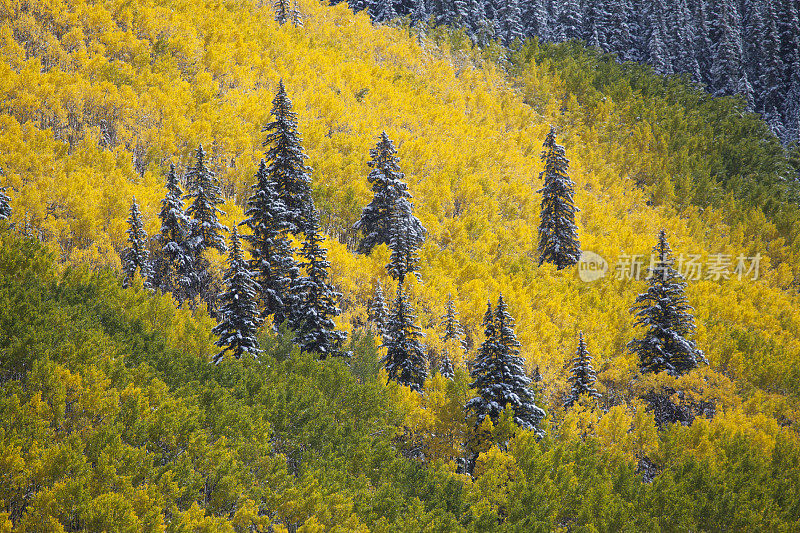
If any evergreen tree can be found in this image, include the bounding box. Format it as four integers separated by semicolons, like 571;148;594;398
564;332;601;407
212;227;262;364
711;0;744;96
382;281;427;392
185;144;228;254
354;132;425;255
499;0;524;46
152;164;202;304
439;352;455;379
385;196;424;283
288;210;346;358
0;166;11;221
629;230;707;376
522;0;549;41
556;0;582;41
537;127;581;270
121;197;151;289
241;159;299;328
440;293;466;351
274;0;290;24
370;0;396;23
290;0;303;27
466;297;545;434
262;81;314;235
368;280;389;340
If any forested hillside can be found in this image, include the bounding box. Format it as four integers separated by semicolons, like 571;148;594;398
2;0;800;530
341;0;800;147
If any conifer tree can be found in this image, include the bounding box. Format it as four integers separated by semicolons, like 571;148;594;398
386;197;424;283
537;127;581;270
354;132;425;255
241;159;299;327
629;230;707;376
262;81;314;236
185;144;228;254
439;352;455;379
121;197;151;289
274;0;290;24
440;293;466;351
466;297;545;434
564;332;601;407
288;209;346;358
369;0;396;23
0;166;11;222
368;280;389;340
152;164;197;302
290;0;303;27
382;282;427;392
213;227;262;364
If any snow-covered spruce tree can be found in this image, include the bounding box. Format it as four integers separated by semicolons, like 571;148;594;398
241;159;299;328
354;132;425;255
121;197;151;289
466;297;545;434
274;0;290;24
369;0;395;23
382;281;428;392
0;166;11;221
440;292;466;358
151;164;197;302
368;280;389;340
629;230;707;376
537;127;581;270
385;197;425;284
185;144;228;254
287;209;346;358
564;332;601;408
262;81;314;236
439;352;455;379
290;0;303;27
212;227;262;364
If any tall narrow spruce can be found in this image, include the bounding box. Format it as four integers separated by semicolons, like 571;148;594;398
628;230;707;376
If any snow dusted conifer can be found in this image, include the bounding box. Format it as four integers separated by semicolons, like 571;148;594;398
152;164;202;304
368;280;389;340
537;127;581;270
466;297;545;434
241;159;299;328
262;81;314;235
355;133;425;255
557;0;582;41
564;332;601;407
382;281;427;392
0;166;11;221
290;0;303;26
213;227;262;364
121;197;151;288
274;0;290;24
369;0;396;23
288;209;346;358
440;293;466;351
185;144;228;254
386;197;424;283
439;352;455;379
629;230;707;376
711;0;744;96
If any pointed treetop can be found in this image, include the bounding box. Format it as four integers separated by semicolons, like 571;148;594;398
564;332;601;408
213;225;263;364
537;126;581;270
629;230;708;376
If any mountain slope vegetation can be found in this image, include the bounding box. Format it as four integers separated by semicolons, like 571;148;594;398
1;0;800;530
